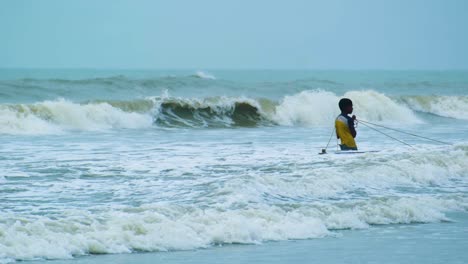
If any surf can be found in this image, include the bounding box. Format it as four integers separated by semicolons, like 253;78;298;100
3;89;466;134
399;95;468;120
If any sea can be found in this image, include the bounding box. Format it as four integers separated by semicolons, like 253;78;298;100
0;69;467;264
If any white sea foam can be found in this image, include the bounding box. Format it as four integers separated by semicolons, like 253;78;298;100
0;137;467;262
0;99;153;135
236;144;468;204
0;196;464;262
272;90;339;126
1;144;467;262
0;108;62;135
272;90;421;126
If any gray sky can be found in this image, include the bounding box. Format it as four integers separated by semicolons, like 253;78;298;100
1;0;467;69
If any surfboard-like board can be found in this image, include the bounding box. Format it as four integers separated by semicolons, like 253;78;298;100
333;150;379;154
318;150;379;155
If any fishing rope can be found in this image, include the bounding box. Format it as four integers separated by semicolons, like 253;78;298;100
325;127;336;149
320;127;336;154
358;119;452;145
358;121;414;148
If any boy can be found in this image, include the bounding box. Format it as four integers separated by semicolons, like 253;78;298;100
335;98;357;150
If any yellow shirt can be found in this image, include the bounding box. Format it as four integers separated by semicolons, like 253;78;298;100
335;114;357;148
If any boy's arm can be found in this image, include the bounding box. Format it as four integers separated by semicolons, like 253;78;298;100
348;117;357;138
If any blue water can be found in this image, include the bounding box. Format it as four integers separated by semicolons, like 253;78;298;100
0;70;467;263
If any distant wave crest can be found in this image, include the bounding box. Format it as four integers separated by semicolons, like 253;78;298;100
192;71;216;80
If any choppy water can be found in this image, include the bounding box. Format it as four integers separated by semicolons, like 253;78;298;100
1;70;468;263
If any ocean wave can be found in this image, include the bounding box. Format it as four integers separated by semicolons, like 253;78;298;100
272;90;421;125
0;90;427;134
400;95;468;120
234;144;468;204
192;71;216;80
0;99;153;134
1;143;467;261
0;195;465;262
0;74;226;104
153;97;269;127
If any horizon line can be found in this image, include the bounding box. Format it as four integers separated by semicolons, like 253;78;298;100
1;67;468;72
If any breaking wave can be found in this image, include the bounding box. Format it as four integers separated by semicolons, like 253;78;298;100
0;137;467;262
0;99;153;135
0;195;466;261
4;90;467;135
272;90;420;126
400;95;468;120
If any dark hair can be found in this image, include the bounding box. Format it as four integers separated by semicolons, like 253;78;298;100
338;98;353;111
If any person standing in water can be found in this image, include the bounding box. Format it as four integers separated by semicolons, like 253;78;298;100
335;98;358;150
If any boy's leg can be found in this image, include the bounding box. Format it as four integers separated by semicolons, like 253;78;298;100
340;144;358;151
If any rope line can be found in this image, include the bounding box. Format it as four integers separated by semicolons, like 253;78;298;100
358;119;452;145
324;127;336;150
319;127;336;154
358;121;414;148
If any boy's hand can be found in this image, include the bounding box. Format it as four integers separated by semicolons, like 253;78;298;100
352;115;356;120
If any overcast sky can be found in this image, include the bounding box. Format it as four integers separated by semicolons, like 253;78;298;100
1;0;467;69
